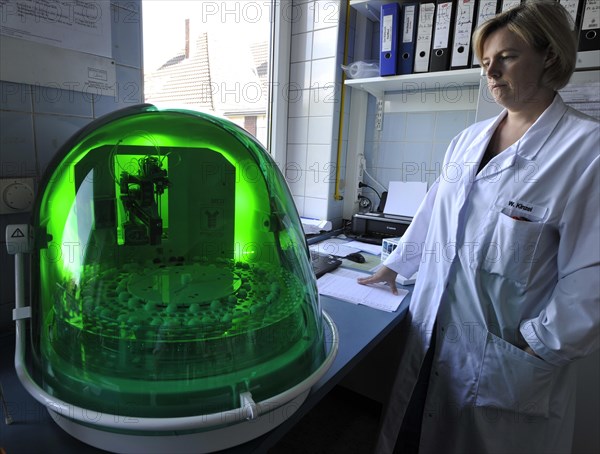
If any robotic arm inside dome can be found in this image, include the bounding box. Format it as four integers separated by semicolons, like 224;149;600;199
119;156;169;245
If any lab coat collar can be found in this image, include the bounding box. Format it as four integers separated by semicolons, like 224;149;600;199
512;94;567;161
470;94;567;181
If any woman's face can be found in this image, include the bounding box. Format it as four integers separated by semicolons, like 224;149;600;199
481;27;551;111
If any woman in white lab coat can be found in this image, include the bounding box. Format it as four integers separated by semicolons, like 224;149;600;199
358;2;600;453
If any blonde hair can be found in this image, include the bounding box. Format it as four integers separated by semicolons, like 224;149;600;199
472;1;577;90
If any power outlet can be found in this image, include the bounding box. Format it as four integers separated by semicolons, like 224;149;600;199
0;178;35;214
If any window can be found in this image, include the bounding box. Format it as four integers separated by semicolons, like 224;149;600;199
142;1;278;148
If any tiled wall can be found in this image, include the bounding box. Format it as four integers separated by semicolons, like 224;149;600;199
0;1;144;334
285;0;476;223
285;0;349;223
361;103;477;205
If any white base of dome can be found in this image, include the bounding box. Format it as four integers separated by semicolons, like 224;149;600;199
49;389;309;454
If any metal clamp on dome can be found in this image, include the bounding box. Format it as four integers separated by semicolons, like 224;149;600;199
240;391;258;420
13;306;31;321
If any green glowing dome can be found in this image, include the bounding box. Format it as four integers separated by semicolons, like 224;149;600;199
30;104;328;421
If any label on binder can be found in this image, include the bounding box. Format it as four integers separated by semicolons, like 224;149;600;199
382;14;394;52
414;3;436;72
403;5;416;42
432;2;453;50
451;0;476;68
560;0;582;30
581;0;599;31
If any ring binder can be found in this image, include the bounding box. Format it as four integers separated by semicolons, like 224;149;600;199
380;2;401;76
450;0;477;70
399;2;419;75
414;2;436;73
472;0;500;67
430;0;457;72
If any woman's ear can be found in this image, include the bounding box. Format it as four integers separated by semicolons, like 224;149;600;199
544;49;557;68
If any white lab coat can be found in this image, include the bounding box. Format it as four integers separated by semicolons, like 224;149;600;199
378;95;600;454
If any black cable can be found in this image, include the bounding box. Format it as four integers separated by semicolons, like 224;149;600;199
359;182;381;199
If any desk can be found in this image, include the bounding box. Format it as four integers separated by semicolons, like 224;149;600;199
0;293;411;453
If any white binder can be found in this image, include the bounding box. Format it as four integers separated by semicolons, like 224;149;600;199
413;2;436;73
450;0;477;69
500;0;521;12
471;0;499;66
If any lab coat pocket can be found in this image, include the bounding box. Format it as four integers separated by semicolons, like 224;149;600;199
473;210;545;285
475;332;555;418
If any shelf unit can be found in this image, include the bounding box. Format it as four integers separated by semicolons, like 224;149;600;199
344;68;482;99
349;0;396;21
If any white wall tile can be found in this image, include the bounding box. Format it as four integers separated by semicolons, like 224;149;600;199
0;111;36;177
32;86;93;117
288;117;309;143
312;26;338;60
310;57;336;86
308;115;333;144
291;1;315;35
287;89;310;118
405;112;436;142
309;87;336;117
306;144;334;170
111;2;142;68
290;61;311;89
0;82;32;112
313;0;341;31
302;196;329;219
381;112;407;142
305;171;333;198
287;144;308;170
33;114;91;176
291;32;313;62
435;110;469;141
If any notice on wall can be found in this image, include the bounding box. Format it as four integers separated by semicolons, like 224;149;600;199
559;81;600;121
0;0;111;57
0;1;115;96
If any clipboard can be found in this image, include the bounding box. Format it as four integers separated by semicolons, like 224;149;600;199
450;0;477;69
429;0;456;72
380;2;401;76
414;2;436;73
399;2;419;75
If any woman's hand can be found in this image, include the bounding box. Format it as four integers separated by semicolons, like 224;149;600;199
357;265;399;295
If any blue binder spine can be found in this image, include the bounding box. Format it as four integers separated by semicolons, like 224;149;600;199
380;2;401;76
399;3;419;75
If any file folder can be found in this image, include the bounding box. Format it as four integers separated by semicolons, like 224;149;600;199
450;0;477;69
471;0;499;67
429;0;456;72
399;2;419;75
500;0;521;12
414;2;436;73
578;0;600;52
380;2;401;76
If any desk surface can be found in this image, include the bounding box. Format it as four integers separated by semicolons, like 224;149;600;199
0;292;410;453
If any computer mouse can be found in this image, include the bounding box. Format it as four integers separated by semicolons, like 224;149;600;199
345;252;366;263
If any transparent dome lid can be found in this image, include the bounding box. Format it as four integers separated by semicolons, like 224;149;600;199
29;105;326;419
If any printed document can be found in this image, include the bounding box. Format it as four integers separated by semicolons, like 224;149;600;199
317;268;408;312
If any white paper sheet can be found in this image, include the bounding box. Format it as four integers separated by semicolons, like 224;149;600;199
384;181;428;218
317;268;408;312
